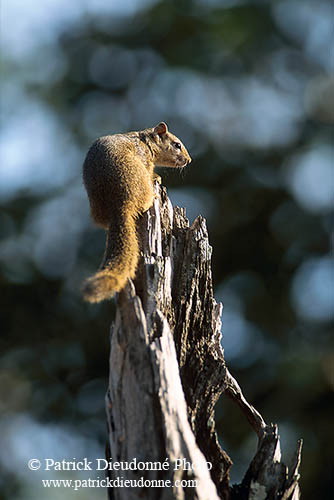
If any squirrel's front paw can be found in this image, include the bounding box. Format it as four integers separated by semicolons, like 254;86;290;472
153;173;162;185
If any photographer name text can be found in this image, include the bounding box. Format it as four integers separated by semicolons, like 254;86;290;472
29;458;212;472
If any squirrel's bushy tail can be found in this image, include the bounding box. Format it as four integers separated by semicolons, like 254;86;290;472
82;211;139;303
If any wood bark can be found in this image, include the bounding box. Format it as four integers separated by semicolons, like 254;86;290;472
105;183;302;500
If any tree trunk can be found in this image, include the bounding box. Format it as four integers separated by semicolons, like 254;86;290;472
105;182;302;500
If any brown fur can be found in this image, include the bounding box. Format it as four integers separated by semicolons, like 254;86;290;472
82;122;191;303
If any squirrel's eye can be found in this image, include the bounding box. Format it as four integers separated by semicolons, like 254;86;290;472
173;142;181;150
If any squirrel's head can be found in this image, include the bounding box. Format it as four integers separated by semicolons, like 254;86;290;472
150;122;192;168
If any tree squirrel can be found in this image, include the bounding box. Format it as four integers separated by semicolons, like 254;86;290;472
82;122;191;303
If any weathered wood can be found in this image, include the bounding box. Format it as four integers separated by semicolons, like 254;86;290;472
105;183;302;500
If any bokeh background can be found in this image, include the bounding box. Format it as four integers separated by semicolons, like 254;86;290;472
1;0;333;498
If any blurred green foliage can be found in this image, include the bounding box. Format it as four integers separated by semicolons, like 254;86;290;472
1;0;333;498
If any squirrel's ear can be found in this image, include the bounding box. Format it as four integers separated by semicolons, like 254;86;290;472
154;122;168;135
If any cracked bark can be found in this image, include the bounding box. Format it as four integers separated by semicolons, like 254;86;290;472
105;183;302;500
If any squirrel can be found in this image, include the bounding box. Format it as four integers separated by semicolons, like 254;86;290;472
82;122;191;303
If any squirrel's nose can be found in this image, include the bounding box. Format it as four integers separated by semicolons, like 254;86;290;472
182;158;191;167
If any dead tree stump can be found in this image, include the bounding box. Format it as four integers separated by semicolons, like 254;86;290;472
105;183;302;500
